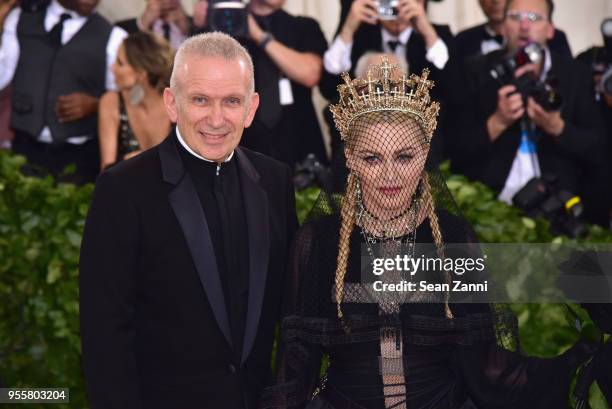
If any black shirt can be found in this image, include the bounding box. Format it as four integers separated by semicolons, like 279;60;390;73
177;137;250;363
239;9;328;169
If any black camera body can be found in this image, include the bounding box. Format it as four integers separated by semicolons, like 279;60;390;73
512;174;587;238
490;43;563;112
294;154;332;192
208;1;248;38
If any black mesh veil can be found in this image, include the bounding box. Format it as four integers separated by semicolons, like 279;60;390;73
259;60;589;409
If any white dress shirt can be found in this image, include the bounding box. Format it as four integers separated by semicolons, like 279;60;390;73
149;19;187;50
480;25;505;56
323;25;449;75
176;126;235;164
498;48;552;204
0;0;127;143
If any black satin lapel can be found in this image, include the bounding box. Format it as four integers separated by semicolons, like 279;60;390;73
236;150;270;364
168;172;233;347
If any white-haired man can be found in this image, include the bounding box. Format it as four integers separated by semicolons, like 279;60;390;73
80;32;298;409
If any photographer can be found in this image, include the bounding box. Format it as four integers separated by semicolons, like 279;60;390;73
321;0;461;170
456;0;572;65
192;0;328;170
449;0;607;226
576;18;612;228
116;0;190;50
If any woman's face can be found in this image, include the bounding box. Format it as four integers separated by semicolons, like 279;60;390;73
346;116;428;220
111;45;141;91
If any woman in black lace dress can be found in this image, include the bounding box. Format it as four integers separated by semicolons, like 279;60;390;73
259;59;603;409
98;31;173;170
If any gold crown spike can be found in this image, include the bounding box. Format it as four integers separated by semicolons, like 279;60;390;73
330;57;440;143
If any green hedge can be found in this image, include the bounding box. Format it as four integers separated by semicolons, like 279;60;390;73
0;152;610;408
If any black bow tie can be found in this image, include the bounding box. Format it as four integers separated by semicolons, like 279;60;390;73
387;40;402;52
484;31;504;45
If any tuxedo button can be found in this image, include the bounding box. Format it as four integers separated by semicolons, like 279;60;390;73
228;364;236;374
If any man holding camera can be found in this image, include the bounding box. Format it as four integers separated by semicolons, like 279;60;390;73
116;0;190;50
192;0;328;170
577;18;612;228
321;0;460;170
455;0;572;65
449;0;606;225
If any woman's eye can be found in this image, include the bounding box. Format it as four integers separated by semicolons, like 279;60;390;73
397;153;413;162
363;155;380;164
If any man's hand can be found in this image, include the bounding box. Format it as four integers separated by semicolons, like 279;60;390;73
247;14;265;45
527;97;565;137
55;93;99;123
140;0;162;30
192;0;208;30
164;2;189;35
339;0;378;44
487;85;524;141
397;0;438;48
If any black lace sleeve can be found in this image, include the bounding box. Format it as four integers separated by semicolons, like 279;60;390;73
259;223;326;409
452;339;595;408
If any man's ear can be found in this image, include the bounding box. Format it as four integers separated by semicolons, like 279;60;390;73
546;22;555;41
244;92;260;128
163;87;178;123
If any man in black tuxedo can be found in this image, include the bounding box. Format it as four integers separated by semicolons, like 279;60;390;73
449;0;606;224
80;32;298;409
455;0;572;65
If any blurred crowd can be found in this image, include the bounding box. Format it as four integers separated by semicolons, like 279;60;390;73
0;0;610;230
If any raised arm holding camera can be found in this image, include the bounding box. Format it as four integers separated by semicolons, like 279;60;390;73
192;0;328;170
449;0;607;228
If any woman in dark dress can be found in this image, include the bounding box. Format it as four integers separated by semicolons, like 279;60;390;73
98;31;173;170
259;59;601;409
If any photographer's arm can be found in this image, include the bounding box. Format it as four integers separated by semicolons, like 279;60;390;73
248;15;323;89
0;3;19;90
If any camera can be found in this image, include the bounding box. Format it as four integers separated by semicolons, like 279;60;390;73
512;174;587;238
594;18;612;95
489;42;563;112
208;1;248;38
377;0;399;21
294;154;333;192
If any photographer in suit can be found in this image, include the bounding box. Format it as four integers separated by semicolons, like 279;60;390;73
576;20;612;228
80;32;298;409
116;0;191;50
321;0;461;172
455;0;572;65
449;0;606;225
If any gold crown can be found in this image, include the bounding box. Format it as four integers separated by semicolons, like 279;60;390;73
330;58;440;143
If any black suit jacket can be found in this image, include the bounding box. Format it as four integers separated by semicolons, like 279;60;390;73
448;49;606;198
80;133;298;409
456;23;572;64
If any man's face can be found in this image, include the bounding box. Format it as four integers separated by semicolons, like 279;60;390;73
479;0;506;24
504;0;554;51
58;0;99;16
163;55;259;161
379;0;425;36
